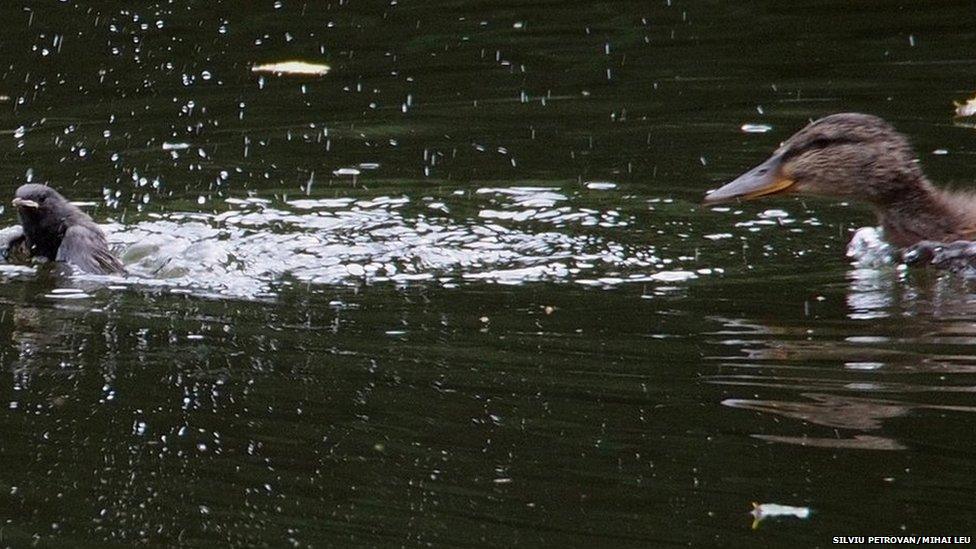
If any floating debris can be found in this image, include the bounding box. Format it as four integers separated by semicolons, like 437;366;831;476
954;95;976;117
585;181;617;190
750;502;812;530
740;123;773;133
251;60;331;76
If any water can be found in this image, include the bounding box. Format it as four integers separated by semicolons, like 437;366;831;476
0;1;974;546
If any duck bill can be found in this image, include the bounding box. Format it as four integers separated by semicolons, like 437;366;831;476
703;155;794;205
11;198;39;209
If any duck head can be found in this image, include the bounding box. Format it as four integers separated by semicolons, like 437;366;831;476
703;113;927;207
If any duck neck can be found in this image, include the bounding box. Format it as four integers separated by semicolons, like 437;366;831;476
875;176;959;248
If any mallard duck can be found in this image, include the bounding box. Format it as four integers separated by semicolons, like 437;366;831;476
704;113;976;251
8;184;125;275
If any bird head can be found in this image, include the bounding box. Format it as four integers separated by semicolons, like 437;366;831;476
12;184;77;232
703;113;926;207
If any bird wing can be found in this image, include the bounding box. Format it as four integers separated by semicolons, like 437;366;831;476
56;225;126;274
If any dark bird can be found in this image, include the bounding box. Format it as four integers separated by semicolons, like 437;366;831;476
9;184;125;275
704;113;976;249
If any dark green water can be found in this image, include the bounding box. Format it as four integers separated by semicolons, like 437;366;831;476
0;1;974;546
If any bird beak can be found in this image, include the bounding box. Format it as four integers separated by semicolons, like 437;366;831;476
12;197;39;209
703;154;795;205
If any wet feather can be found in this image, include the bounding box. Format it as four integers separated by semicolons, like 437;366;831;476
11;184;125;275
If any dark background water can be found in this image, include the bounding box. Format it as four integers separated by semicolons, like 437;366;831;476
0;0;974;546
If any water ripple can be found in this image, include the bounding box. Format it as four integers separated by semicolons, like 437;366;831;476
91;187;688;298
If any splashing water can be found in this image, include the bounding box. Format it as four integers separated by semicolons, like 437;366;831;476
82;187;697;299
846;226;896;267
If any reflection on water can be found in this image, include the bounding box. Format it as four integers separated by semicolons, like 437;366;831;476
706;265;976;454
723;393;976;451
752;435;905;451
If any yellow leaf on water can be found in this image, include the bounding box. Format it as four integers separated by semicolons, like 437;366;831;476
251;61;331;76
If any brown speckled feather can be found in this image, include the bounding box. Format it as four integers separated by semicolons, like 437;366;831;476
707;113;976;250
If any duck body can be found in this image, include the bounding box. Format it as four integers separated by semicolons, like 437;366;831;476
704;113;976;249
11;184;125;275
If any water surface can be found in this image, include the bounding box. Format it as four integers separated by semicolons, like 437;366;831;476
0;0;975;546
